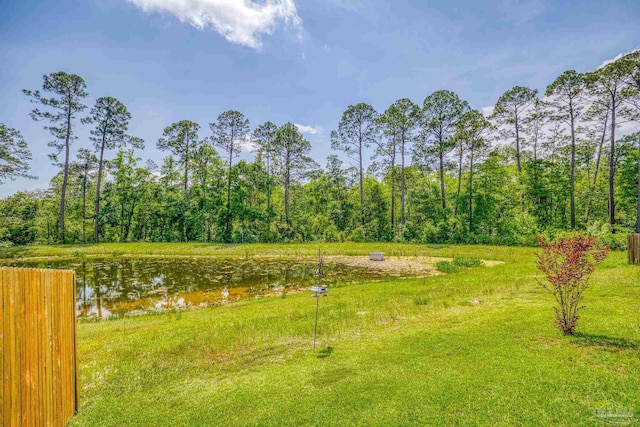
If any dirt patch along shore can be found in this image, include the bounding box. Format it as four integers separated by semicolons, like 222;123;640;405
323;255;502;276
323;255;448;276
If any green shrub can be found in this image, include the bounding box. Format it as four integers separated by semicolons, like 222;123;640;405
436;261;458;273
452;257;482;268
437;258;482;273
586;221;627;250
500;211;539;246
323;224;340;242
347;226;365;243
402;221;422;242
420;222;439;244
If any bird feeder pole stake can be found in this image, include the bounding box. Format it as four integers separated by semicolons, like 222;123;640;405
313;248;324;351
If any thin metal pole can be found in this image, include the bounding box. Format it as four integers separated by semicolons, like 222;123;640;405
313;248;322;351
313;292;319;351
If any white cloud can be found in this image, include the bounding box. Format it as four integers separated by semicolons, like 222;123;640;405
481;105;495;117
127;0;303;49
235;136;256;152
598;48;640;69
294;123;322;135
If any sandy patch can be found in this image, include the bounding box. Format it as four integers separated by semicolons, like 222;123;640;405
481;260;503;267
323;255;502;276
323;255;447;276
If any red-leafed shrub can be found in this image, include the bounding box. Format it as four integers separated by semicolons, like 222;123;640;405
535;235;609;335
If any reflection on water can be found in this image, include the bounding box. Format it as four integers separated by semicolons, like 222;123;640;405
2;257;386;318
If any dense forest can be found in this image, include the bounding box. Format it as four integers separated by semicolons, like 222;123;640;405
1;51;639;248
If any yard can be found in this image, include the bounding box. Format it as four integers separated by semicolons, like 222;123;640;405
3;243;638;426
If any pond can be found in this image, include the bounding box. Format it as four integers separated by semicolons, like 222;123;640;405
1;256;433;319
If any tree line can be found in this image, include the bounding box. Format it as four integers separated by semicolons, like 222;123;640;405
1;51;639;247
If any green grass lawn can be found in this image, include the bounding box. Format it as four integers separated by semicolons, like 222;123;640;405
4;243;639;426
0;241;457;259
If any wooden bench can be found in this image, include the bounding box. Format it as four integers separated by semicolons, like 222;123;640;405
369;252;385;261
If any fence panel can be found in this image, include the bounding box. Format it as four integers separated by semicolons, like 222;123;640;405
1;267;78;427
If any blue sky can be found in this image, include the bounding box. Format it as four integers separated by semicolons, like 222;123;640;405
1;0;639;196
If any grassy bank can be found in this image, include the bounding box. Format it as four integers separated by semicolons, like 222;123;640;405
5;243;639;425
0;241;512;260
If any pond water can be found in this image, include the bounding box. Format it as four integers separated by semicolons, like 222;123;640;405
2;256;401;318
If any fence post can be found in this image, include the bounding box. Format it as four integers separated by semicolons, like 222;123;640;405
0;267;78;426
628;234;640;264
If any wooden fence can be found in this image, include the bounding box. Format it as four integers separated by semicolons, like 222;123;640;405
628;234;640;264
1;267;79;426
